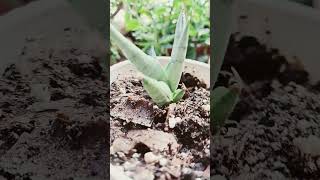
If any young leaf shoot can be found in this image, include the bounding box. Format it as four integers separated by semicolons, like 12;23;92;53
110;10;189;107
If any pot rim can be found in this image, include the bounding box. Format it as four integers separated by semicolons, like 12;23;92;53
110;56;210;86
110;56;210;73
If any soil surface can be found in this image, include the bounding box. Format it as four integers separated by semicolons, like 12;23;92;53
0;32;108;179
110;73;210;180
211;36;320;180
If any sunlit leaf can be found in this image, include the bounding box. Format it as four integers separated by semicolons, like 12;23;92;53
189;24;197;37
172;89;185;103
165;11;189;91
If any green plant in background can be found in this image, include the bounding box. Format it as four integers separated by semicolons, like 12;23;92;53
110;11;188;106
110;0;209;63
111;46;121;65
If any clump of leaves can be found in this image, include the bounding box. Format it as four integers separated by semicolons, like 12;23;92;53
68;0;241;134
110;11;189;106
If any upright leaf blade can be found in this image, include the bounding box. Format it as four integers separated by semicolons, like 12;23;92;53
165;11;189;91
110;24;167;81
211;86;240;134
172;89;185;103
142;76;173;107
212;0;236;87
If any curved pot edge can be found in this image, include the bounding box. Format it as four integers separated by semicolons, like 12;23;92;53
110;56;210;86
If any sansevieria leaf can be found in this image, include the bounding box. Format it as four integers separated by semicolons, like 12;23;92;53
110;24;167;81
165;11;189;91
211;85;240;134
110;9;190;107
172;89;185;103
212;0;236;87
142;76;173;107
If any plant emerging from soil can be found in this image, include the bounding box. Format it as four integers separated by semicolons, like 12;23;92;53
211;0;242;134
68;0;241;133
110;10;189;106
110;2;241;132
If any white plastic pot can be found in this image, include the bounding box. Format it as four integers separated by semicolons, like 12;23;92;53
110;56;210;87
0;0;104;74
234;0;320;83
110;57;209;180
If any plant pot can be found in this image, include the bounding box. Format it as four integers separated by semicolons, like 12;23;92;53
110;57;210;179
211;1;320;179
0;0;104;74
110;56;210;85
234;0;320;83
0;1;108;179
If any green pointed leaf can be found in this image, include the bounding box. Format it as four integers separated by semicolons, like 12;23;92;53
148;46;157;58
142;76;173;107
211;85;240;134
189;24;197;37
231;67;244;87
110;24;167;81
165;10;189;91
212;0;236;87
125;19;141;31
159;34;175;44
172;89;185;103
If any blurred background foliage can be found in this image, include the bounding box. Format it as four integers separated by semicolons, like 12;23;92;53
110;0;210;65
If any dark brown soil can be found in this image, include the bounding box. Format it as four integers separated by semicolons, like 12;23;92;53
211;36;320;180
110;73;210;179
0;36;108;179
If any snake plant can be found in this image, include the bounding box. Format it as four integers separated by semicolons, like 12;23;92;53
67;0;241;133
110;11;188;106
211;0;242;134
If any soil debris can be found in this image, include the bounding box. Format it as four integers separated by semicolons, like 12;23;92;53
0;31;108;179
111;73;210;179
212;35;320;179
128;129;179;154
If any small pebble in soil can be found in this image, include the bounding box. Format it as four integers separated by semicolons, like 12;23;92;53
159;158;168;166
134;169;154;180
168;117;182;129
168;117;177;129
132;153;140;158
144;152;160;164
111;137;135;154
201;104;210;112
117;152;126;159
